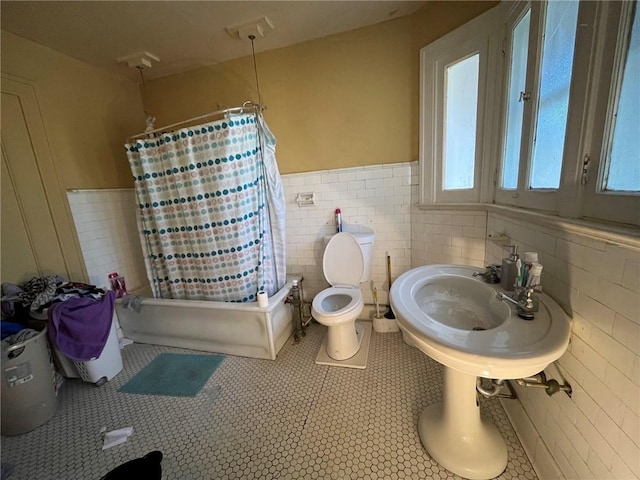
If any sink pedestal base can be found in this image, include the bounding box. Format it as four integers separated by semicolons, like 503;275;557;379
418;367;507;480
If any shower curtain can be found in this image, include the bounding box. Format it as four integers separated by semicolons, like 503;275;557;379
125;112;286;302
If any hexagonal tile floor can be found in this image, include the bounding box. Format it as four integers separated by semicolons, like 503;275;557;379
1;323;537;479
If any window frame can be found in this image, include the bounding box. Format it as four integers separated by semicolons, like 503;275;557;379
419;7;501;205
498;6;531;192
495;0;581;212
575;0;640;225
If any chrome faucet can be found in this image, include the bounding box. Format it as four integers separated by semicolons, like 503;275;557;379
496;287;540;320
473;264;500;284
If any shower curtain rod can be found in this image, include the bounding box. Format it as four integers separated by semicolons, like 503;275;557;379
128;101;266;141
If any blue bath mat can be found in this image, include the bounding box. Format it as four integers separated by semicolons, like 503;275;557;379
119;353;224;397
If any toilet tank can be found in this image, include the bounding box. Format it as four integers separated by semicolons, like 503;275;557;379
324;225;375;283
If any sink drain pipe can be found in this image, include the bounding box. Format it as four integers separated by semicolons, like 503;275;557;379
476;378;518;399
477;362;572;399
514;369;572;397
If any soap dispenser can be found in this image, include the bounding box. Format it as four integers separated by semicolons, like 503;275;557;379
500;245;519;291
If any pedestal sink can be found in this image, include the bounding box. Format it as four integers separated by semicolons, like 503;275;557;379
390;265;571;480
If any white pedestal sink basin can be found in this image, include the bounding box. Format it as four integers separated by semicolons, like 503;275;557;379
390;264;571;480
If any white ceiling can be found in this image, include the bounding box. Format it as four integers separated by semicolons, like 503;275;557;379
1;1;426;81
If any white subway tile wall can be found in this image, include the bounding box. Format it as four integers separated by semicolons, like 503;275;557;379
282;162;417;307
487;212;640;480
411;208;487;269
67;189;147;291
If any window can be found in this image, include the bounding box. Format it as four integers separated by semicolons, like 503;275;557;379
443;54;480;190
419;0;640;226
529;1;579;190
605;3;640;193
419;7;500;204
574;1;640;225
499;0;639;223
501;10;530;190
496;0;580;211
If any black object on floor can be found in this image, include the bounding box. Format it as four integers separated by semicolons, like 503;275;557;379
100;451;162;479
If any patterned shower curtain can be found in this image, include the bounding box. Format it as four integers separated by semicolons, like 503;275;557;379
125;113;286;302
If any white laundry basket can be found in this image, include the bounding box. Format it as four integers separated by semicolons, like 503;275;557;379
1;328;58;435
73;314;123;386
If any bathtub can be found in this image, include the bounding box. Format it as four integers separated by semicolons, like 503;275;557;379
115;276;300;360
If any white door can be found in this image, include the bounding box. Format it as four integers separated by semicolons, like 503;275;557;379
1;91;69;284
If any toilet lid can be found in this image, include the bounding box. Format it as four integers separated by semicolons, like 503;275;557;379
323;233;364;287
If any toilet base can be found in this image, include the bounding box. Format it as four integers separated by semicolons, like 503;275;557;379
325;321;362;360
315;322;371;369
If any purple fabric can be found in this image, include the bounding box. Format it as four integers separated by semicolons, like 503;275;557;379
47;290;115;361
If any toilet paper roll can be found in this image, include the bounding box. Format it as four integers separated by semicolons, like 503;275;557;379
257;291;269;308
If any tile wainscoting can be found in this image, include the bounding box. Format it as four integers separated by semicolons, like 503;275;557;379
67;189;147;291
486;212;639;480
281;162;415;307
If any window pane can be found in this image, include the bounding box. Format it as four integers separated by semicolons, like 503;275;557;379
502;10;531;189
606;4;640;192
530;0;579;189
443;54;479;190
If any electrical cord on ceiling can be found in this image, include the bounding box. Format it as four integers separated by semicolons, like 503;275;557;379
137;66;146;87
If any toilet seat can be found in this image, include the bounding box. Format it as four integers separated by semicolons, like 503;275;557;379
311;286;363;321
313;232;365;324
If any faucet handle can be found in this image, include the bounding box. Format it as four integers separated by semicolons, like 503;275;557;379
474;265;501;283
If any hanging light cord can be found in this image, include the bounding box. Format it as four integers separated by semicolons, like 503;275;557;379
248;35;262;106
135;66;157;134
137;66;146;87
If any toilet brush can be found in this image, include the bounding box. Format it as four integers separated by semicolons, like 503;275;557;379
384;254;396;319
373;287;381;317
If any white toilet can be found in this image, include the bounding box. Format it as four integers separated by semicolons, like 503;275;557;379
312;228;375;361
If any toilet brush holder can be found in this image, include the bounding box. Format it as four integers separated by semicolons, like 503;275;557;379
373;314;399;333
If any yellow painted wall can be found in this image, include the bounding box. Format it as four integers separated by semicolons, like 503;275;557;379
1;4;498;180
143;3;497;174
1;31;146;189
410;1;499;159
143;17;414;174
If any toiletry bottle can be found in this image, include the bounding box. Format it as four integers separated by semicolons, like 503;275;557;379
335;208;342;233
522;251;538;286
500;245;519;291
